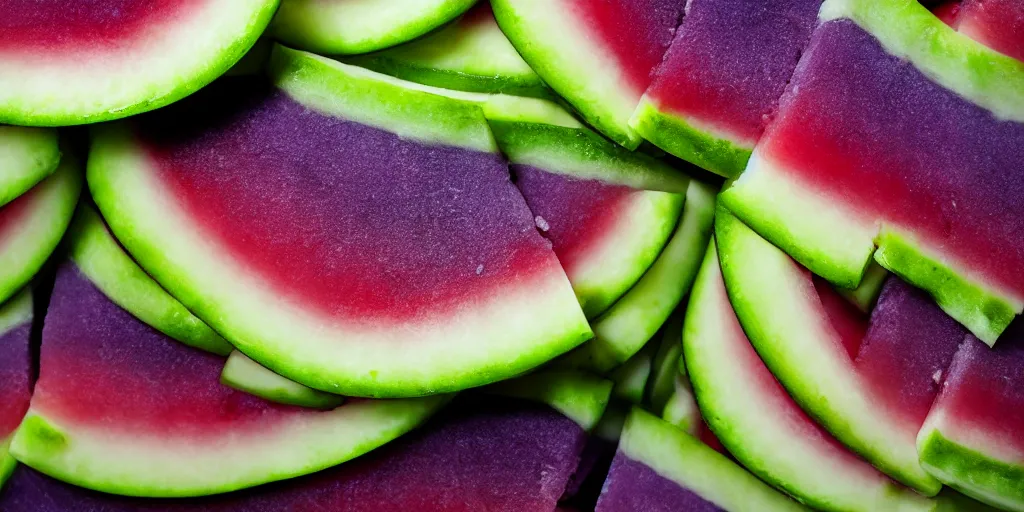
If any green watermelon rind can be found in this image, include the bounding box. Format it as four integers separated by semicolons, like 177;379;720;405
644;309;685;414
919;429;1024;511
484;370;613;431
608;343;655;406
0;127;61;208
220;351;346;410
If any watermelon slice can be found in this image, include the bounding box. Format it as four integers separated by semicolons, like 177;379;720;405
0;127;60;207
490;0;687;148
220;351;346;410
346;4;550;98
719;0;1024;344
270;0;477;56
661;371;702;436
0;0;277;126
608;344;656;406
631;0;823;177
88;47;591;398
1;372;608;511
9;261;445;497
918;324;1024;510
956;0;1024;61
684;242;934;511
838;262;889;313
0;290;32;488
645;309;685;414
716;209;970;495
595;408;804;511
0;155;81;306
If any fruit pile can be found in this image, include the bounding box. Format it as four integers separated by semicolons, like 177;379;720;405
0;0;1021;510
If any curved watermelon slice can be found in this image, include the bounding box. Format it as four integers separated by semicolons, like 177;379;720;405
0;127;60;208
685;242;934;511
918;324;1024;510
346;4;550;98
491;0;687;148
88;47;591;398
956;0;1024;62
0;156;81;306
716;209;971;495
645;309;686;414
631;0;823;177
9;261;445;497
0;290;32;488
596;408;804;512
270;0;477;56
220;351;346;410
0;0;277;126
719;0;1024;344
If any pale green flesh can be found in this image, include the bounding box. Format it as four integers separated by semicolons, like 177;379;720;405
609;342;655;405
0;0;277;126
661;372;702;436
271;0;477;55
919;428;1024;511
645;308;685;414
619;409;807;511
560;180;717;373
0;127;60;208
66;204;232;356
221;351;345;410
839;261;889;313
483;369;613;431
715;209;941;495
686;242;934;512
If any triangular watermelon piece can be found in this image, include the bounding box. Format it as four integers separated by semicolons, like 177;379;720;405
632;0;823;177
270;0;477;56
491;0;688;148
956;0;1024;61
88;46;591;398
0;0;277;126
684;242;934;510
0;290;32;488
719;0;1024;344
0;127;60;208
9;261;444;497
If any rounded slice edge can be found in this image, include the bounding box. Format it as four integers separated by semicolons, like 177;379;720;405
221;351;346;410
483;369;613;431
0;127;60;208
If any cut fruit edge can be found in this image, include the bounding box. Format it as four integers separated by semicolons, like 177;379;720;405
0;127;60;208
0;288;33;489
221;351;346;410
919;428;1024;511
483;369;614;431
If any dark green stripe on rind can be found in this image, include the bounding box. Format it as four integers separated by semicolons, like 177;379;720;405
484;370;613;431
919;429;1024;511
220;351;345;410
66;205;233;356
0;127;60;208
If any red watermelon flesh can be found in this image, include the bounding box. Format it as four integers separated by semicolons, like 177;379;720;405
0;306;31;445
933;1;963;25
957;0;1024;61
0;396;587;512
814;276;870;360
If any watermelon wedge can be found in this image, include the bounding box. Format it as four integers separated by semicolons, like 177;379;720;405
956;0;1024;61
918;324;1024;510
491;0;687;148
0;0;277;126
88;47;591;398
0;127;60;208
220;351;346;410
346;4;550;98
632;0;823;177
719;0;1024;344
716;209;970;495
645;309;686;414
9;261;445;497
0;290;32;488
684;242;934;511
270;0;477;56
595;408;804;511
0;155;81;306
661;371;702;437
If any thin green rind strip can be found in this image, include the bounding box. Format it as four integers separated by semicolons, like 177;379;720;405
561;180;717;372
67;204;232;356
221;351;345;410
270;0;477;56
0;157;82;306
483;370;613;431
630;99;753;179
0;127;60;208
0;288;32;338
620;408;807;511
609;343;655;406
874;229;1019;347
646;309;685;413
919;429;1024;511
716;209;941;495
346;56;553;99
820;0;1024;121
838;261;889;313
661;373;701;436
268;45;498;153
0;437;14;489
11;397;448;498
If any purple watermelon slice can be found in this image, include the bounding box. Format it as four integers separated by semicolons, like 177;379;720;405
719;0;1024;344
0;156;81;306
632;0;824;178
0;0;277;126
918;324;1024;510
957;0;1024;61
0;127;59;208
270;0;477;56
0;290;32;488
595;408;804;512
87;46;591;398
684;242;934;511
8;261;444;497
716;209;971;495
490;0;688;148
1;372;610;511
